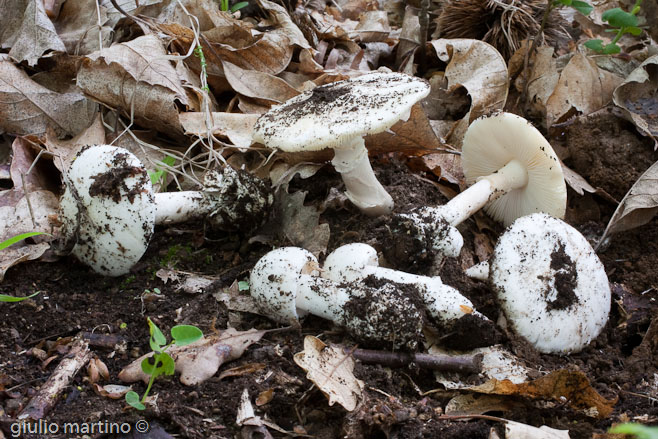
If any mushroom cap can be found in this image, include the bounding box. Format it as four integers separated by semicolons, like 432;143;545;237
252;72;431;152
323;243;379;283
249;247;319;324
58;145;155;276
462;112;567;226
491;213;611;354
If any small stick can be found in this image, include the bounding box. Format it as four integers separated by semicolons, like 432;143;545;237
18;337;91;420
345;348;482;374
81;331;126;349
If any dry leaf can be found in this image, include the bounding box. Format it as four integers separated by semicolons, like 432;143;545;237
0;0;29;49
505;420;570;439
293;336;364;411
92;383;131;399
257;0;312;49
54;0;112;55
600;159;658;242
44;114;106;172
212;279;259;313
445;394;518;416
396;6;420;71
408;152;464;185
612;55;658;149
180;112;260;151
218;363;266;380
351;11;390;43
222;61;300;103
513;45;559;123
8;0;66;66
430;39;509;147
118;328;266;386
546;52;623;127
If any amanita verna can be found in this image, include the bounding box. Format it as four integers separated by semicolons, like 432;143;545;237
57;145;273;276
389;112;567;266
252;71;430;216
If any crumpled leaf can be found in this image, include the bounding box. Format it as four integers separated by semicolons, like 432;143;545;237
293;336;365;411
212;279;259;313
54;0;113;55
8;0;66;66
180;112;259;150
445;394;519;416
612;55;658;149
505;421;570;439
600;159;658;242
430;39;509;147
0;60;96;137
546;52;623;128
0;0;29;49
222;61;299;103
118;328;266;386
236;389;275;438
44;114;106;172
350;11;390;43
470;369;616;418
510;44;560;123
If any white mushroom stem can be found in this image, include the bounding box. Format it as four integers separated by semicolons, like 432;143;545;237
154;192;213;224
465;261;490;281
331;137;394;217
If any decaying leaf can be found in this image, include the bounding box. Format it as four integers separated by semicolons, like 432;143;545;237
213;279;260;313
236;388;274;438
504;420;570;439
445;394;519;416
600;159;658;242
44;114;106;172
511;44;560;123
612;55;658;149
54;0;113;55
8;0;66;66
293;336;365;411
221;61;300;103
118;328;266;386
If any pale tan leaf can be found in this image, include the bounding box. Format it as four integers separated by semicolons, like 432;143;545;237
44;114;106;172
430;39;509;146
505;421;570;439
222;61;300;103
8;0;66;66
514;45;559;123
445;394;518;416
396;6;420;70
612;55;658;148
257;0;311;49
600;159;658;241
546;52;623;127
351;11;390;43
293;336;364;411
0;0;29;48
54;0;112;55
0;61;96;137
180;112;259;150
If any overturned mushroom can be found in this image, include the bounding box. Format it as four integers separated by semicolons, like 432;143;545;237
249;247;425;350
389;112;566;266
252;72;430;216
466;213;610;354
57;145;272;276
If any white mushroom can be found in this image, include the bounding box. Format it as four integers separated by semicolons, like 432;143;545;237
252;72;430;216
467;213;611;354
58;145;272;276
390;112;567;263
249;247;425;349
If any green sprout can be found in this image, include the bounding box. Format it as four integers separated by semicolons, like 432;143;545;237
148;155;176;190
609;423;658;439
219;0;248;13
0;232;48;302
585;0;643;54
125;318;203;410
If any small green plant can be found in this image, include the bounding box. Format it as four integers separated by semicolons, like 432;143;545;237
125;317;203;410
219;0;248;13
609;423;658;439
148;155;176;190
585;0;643;54
0;232;47;302
120;274;136;290
553;0;593;15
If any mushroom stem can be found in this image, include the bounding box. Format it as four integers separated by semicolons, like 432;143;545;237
154;192;207;224
331;137;394;216
295;276;352;322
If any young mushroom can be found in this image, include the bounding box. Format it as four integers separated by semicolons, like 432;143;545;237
252;71;431;216
57;145;272;276
249;247;425;350
388;112;567;265
466;213;611;354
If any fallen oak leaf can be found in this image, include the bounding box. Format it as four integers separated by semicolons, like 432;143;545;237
8;0;66;66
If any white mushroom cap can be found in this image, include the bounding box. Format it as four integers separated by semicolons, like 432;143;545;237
462;112;567;226
58;145;156;276
249;247;319;323
252;72;430;152
491;213;611;354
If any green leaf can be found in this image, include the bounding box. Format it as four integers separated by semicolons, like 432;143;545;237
0;291;40;303
0;232;49;251
603;43;621;54
141;352;175;378
602;8;638;27
627;26;643;36
556;0;572;5
571;0;593;15
171;325;203;346
584;39;605;52
147;317;167;349
238;280;250;291
125;391;146;410
230;1;248;12
609;423;658;439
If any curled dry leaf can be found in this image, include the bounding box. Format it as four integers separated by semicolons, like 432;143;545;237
430;39;509;147
612;55;658;149
118;328;266;386
600;159;658;243
546;52;623;128
293;336;365;411
445;394;519;416
0;0;28;49
54;0;112;55
504;421;570;439
511;44;559;123
222;61;300;103
8;0;66;66
44;114;106;172
92;383;131;399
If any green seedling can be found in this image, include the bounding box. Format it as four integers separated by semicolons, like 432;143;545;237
609;423;658;439
148;155;176;191
125;317;203;410
0;232;48;302
238;280;250;291
219;0;248;13
585;0;643;54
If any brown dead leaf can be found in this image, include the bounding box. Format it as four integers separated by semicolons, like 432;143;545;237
396;6;420;72
293;336;365;411
0;0;29;49
504;421;571;439
351;11;390;43
255;388;274;406
44;114;106;172
218;363;266;380
92;383;131;399
470;369;616;418
257;0;312;50
407;152;464;185
612;55;658;148
600;159;658;243
54;0;112;55
445;394;519;416
180;112;259;150
546;52;623;128
8;0;66;66
118;328;266;386
222;61;300;103
512;44;559;123
430;39;509;147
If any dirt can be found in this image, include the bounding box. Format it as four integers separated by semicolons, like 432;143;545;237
1;111;658;439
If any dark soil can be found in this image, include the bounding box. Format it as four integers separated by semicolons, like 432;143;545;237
2;111;658;439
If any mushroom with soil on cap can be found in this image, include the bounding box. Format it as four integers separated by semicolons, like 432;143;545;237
466;213;610;354
388;112;567;266
322;243;499;349
249;247;425;350
57;145;273;276
252;71;431;216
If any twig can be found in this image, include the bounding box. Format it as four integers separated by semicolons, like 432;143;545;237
345;347;482;374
